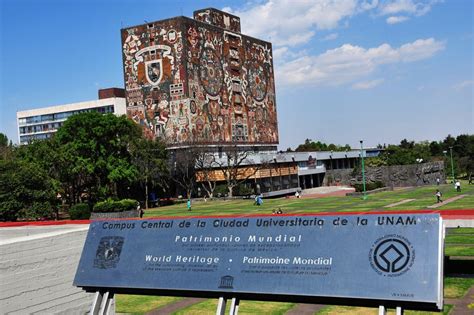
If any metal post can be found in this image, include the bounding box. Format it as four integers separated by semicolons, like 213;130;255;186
360;140;367;200
449;146;455;185
90;291;103;315
378;305;386;315
216;297;227;315
229;297;240;315
99;291;111;315
90;291;115;315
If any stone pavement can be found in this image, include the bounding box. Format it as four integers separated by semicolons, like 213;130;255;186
427;194;467;209
285;303;325;314
384;199;416;208
146;298;206;314
445;285;474;315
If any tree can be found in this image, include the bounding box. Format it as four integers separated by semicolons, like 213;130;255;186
0;133;13;160
194;148;219;198
294;139;351;152
171;148;198;199
213;146;269;197
130;138;168;208
54;112;142;203
0;159;57;221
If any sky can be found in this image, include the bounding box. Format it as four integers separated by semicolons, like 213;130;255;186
0;0;472;150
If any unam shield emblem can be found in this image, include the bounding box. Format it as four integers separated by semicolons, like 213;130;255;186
93;236;125;269
145;60;163;86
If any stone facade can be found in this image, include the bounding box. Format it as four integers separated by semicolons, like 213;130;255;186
121;8;278;147
325;161;445;188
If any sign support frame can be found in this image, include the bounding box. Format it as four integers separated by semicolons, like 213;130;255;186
90;290;115;315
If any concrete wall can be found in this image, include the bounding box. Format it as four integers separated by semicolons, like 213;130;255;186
0;228;92;314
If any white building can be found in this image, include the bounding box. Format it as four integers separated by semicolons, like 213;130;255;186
16;88;126;145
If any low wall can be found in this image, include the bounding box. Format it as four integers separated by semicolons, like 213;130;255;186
326;161;445;187
0;228;92;314
90;209;140;219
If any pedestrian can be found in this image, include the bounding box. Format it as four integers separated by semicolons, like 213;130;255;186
468;174;473;185
435;190;443;203
137;202;144;218
187;198;192;211
455;180;461;192
436;178;440;186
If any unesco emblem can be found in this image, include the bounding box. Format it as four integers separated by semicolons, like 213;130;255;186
369;235;415;277
93;236;125;269
218;275;234;289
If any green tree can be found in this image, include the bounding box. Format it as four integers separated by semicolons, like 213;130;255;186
130;138;168;208
295;139;350;152
0;133;13;160
0;159;57;221
54;112;142;203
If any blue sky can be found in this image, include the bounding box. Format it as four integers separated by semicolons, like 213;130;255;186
1;0;472;149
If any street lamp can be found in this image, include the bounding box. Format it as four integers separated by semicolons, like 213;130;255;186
449;146;455;184
360;140;367;200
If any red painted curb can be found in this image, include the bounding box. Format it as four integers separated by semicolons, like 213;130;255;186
1;209;472;227
0;220;90;228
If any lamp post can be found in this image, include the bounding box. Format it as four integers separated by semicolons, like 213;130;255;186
449;146;455;184
360;140;367;200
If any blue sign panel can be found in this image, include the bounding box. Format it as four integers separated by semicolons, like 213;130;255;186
74;213;443;310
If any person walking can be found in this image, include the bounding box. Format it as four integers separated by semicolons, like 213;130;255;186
435;190;443;203
436;178;440;186
187;198;192;211
455;180;461;192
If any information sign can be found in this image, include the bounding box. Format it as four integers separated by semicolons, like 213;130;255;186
74;213;443;310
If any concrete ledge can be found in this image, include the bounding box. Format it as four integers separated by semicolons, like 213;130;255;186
0;226;92;314
90;209;140;219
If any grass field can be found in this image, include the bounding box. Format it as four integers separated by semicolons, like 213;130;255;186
144;182;474;218
117;182;473;314
116;278;474;314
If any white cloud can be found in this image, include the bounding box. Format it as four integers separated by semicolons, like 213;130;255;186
386;15;409;24
276;38;445;86
379;0;441;17
321;33;339;41
452;80;474;91
352;79;385;89
398;38;445;61
224;0;377;47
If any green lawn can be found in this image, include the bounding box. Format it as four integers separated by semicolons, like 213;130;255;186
116;183;473;314
173;300;295;315
116;277;472;314
115;295;181;314
144;182;474;218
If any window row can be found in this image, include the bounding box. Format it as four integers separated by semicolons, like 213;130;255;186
18;106;115;125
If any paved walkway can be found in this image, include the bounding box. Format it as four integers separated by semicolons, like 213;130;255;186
299;186;355;198
383;199;416;208
146;298;205;315
427;195;467;209
445;285;474;315
285;303;325;314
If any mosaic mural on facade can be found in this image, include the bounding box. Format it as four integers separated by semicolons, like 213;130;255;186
121;9;278;146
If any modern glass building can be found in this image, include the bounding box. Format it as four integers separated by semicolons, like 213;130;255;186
16;88;126;145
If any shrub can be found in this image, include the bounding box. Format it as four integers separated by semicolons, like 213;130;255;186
353;181;384;192
214;184;228;197
234;184;254;196
93;199;138;213
69;203;91;220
